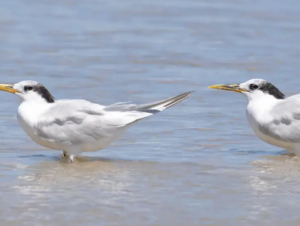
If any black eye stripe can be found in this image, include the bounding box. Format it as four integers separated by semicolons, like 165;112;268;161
24;86;33;91
250;84;259;90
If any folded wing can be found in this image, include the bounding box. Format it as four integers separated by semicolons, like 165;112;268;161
33;91;192;145
259;95;300;143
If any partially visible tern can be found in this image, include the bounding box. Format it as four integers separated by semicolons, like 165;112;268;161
209;78;300;156
0;81;192;162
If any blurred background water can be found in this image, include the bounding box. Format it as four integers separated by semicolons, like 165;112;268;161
1;0;300;225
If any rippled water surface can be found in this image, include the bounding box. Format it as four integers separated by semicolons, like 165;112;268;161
1;0;300;225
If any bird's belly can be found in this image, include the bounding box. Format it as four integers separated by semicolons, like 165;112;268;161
81;138;116;152
81;127;128;152
19;122;125;152
18;111;130;153
247;113;293;151
252;127;292;149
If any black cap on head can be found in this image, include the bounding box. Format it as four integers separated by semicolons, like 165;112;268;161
258;82;285;99
24;84;55;103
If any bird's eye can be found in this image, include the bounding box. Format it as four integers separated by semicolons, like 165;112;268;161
250;84;259;90
24;86;33;91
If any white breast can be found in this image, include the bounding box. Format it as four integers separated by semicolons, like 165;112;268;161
17;102;62;150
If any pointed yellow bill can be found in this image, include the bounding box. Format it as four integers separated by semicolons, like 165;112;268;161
0;84;20;94
209;84;248;93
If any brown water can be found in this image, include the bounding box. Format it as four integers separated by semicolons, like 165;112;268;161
1;0;300;225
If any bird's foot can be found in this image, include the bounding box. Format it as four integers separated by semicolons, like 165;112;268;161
62;151;75;163
68;155;75;163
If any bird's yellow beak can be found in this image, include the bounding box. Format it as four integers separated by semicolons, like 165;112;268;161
0;84;20;94
208;84;248;93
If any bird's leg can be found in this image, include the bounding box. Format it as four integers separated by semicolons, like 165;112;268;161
62;151;75;163
68;155;75;163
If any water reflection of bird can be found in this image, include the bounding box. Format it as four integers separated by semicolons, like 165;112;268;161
210;78;300;156
0;80;192;162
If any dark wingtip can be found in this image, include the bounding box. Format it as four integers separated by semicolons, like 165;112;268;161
181;90;195;96
163;91;193;108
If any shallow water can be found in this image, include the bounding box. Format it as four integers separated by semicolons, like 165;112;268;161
1;0;300;225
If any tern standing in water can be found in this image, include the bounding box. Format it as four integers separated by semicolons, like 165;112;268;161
0;81;192;162
209;78;300;156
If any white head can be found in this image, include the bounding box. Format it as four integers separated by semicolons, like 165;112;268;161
209;78;285;101
0;80;55;103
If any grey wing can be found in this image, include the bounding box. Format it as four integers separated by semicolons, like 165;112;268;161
33;91;192;145
261;96;300;143
33;100;143;145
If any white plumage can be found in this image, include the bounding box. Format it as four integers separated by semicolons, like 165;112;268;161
210;78;300;156
0;80;192;162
